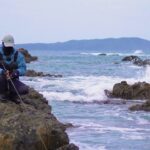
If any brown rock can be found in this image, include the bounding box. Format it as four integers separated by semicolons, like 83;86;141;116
25;70;63;78
0;88;77;150
129;100;150;111
18;48;38;63
57;143;79;150
111;81;150;100
112;81;133;99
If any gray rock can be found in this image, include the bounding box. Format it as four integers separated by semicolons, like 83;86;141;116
98;53;106;56
143;59;150;66
122;55;150;66
122;56;141;62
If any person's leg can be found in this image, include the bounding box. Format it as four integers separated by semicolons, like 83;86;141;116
8;79;28;104
0;75;10;102
9;79;29;95
0;75;7;94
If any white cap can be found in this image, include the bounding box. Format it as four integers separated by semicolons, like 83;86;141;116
2;34;15;47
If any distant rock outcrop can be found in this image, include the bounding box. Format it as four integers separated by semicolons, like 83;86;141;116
122;55;141;62
98;53;107;56
122;55;150;66
0;88;78;150
18;48;38;63
26;70;63;78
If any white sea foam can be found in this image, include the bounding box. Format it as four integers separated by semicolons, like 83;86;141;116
134;50;144;55
23;73;148;102
69;140;107;150
136;117;150;125
141;66;150;82
121;134;145;140
69;121;149;141
22;66;150;103
37;76;135;102
80;51;149;57
80;52;121;56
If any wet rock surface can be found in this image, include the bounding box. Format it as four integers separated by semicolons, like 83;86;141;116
0;88;78;150
18;48;38;63
57;143;79;150
111;81;150;100
122;55;141;62
25;70;63;78
98;53;106;56
122;55;150;66
106;81;150;111
129;100;150;111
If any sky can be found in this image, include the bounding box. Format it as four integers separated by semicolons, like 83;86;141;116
0;0;150;43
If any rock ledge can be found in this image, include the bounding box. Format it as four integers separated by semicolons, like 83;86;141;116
0;88;78;150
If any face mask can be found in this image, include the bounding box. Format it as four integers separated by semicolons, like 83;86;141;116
2;43;14;56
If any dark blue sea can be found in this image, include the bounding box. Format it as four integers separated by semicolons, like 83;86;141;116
22;49;150;150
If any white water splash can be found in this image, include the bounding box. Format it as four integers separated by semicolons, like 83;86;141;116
22;66;150;103
23;75;135;102
141;66;150;83
134;50;144;55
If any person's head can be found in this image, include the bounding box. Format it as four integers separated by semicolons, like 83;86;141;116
2;35;15;56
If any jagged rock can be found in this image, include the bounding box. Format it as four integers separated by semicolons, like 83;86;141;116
25;70;63;78
113;62;119;64
122;55;150;66
0;88;78;150
143;59;150;66
129;100;150;111
111;81;150;100
133;59;144;66
122;56;141;62
112;81;133;99
98;53;106;56
63;123;74;129
133;59;150;66
18;48;38;63
56;143;79;150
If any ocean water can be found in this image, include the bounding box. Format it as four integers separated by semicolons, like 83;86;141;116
22;49;150;150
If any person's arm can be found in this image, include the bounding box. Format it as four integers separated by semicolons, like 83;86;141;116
16;52;26;76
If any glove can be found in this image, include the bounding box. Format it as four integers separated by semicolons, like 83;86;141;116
11;70;19;79
9;62;18;71
1;70;10;79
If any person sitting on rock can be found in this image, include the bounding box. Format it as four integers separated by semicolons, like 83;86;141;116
0;34;29;104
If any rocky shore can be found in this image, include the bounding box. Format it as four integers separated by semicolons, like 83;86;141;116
105;81;150;111
0;88;78;150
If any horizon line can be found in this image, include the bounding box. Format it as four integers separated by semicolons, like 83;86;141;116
14;37;150;45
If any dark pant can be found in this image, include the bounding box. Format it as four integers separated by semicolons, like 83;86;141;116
0;75;29;96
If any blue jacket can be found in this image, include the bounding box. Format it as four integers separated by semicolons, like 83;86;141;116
0;47;26;76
